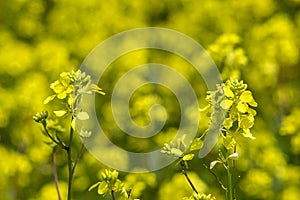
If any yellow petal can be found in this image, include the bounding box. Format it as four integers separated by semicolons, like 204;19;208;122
242;129;256;140
43;95;56;104
57;91;67;99
239;91;254;103
52;84;65;94
77;112;89;120
224;86;234;98
71;119;76;131
53;110;67;117
50;80;59;90
65;85;74;93
67;96;73;106
249;100;258;107
220;99;233;109
237;102;248;113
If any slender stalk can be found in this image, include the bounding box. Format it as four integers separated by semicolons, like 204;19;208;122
111;190;115;200
226;166;233;200
72;143;85;175
42;124;59;145
180;161;198;194
67;126;74;200
203;164;227;191
52;149;62;200
42;123;68;150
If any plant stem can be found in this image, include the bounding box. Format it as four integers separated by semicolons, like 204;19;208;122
111;190;115;200
42;124;59;145
72;143;85;175
42;123;68;150
53;149;62;200
180;161;198;194
67;126;74;200
203;164;227;191
226;166;233;200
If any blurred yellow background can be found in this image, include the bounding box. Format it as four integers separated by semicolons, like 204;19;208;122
0;0;299;199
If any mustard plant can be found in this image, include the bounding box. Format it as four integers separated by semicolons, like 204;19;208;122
89;169;133;200
161;79;258;200
33;70;105;200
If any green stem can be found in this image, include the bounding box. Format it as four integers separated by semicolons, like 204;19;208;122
52;149;62;200
72;143;85;175
111;190;115;200
203;164;227;191
226;166;233;200
42;123;68;150
67;126;74;200
42;124;59;145
180;161;198;194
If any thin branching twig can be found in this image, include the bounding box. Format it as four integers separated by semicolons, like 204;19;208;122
203;164;227;191
52;148;62;200
180;161;198;194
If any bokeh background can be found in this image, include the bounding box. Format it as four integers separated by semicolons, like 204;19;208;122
0;0;300;199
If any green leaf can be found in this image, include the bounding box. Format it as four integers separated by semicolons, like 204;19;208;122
43;95;56;104
53;110;67;117
97;181;108;195
77;111;89;120
183;154;194;161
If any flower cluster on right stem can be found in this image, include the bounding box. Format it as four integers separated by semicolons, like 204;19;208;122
205;79;258;150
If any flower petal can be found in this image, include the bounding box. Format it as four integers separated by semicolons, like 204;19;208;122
237;102;248;113
57;91;67;99
221;99;233;109
53;110;67;117
77;112;89;120
224;86;234;98
43;95;56;104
